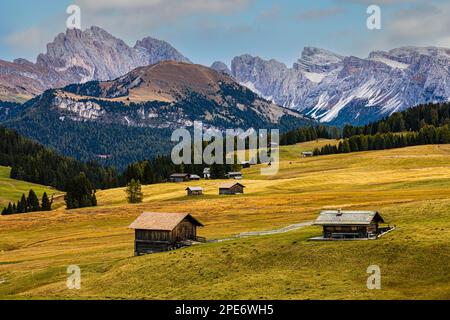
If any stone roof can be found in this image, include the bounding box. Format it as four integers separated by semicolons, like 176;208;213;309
314;210;384;226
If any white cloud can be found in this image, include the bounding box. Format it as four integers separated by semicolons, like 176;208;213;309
382;3;450;48
3;26;57;61
75;0;252;18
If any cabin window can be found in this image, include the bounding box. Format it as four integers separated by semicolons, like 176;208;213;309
335;226;342;231
351;226;358;231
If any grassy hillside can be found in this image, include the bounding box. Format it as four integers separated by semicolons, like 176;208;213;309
0;166;59;208
0;141;449;299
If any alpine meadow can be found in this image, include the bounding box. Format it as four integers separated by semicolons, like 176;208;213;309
0;0;450;308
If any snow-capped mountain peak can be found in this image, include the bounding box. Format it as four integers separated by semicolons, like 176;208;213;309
231;46;450;125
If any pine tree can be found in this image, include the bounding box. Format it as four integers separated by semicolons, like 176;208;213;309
20;194;28;213
64;172;97;209
27;190;40;212
125;179;143;204
41;192;52;211
6;203;14;215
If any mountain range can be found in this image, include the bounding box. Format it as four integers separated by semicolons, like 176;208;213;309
1;60;310;169
0;26;190;103
1;25;450;168
229;46;450;125
2;26;450;126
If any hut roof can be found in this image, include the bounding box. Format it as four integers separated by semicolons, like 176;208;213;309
186;187;203;191
170;173;190;178
129;212;204;231
219;182;245;189
189;174;201;179
314;210;384;226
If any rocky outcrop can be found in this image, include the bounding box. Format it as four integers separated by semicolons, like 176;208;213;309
0;26;191;102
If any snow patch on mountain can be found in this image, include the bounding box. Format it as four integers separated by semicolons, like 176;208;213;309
232;46;450;125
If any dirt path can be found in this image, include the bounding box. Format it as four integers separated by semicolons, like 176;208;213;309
210;221;314;243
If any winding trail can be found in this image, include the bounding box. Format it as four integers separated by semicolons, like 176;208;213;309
209;221;314;243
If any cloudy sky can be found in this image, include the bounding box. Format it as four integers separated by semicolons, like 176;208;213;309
1;0;449;66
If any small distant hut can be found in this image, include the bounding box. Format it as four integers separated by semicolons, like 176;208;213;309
189;174;201;181
241;161;251;169
186;187;203;196
219;182;245;195
129;212;204;255
302;151;314;158
170;173;190;183
314;210;386;240
227;172;243;180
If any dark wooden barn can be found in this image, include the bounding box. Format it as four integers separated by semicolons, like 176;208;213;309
186;187;203;196
219;182;245;195
314;210;386;239
227;172;243;180
129;212;204;255
170;173;190;183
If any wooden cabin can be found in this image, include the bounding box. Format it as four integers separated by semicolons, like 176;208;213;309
302;151;314;158
129;212;204;255
189;174;201;181
186;187;203;196
170;173;190;183
227;172;243;180
241;161;251;169
314;210;385;239
219;182;245;195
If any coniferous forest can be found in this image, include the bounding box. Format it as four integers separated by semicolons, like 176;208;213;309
313;102;450;156
1;190;52;215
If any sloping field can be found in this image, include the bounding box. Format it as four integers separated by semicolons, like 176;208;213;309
0;141;449;299
0;166;59;208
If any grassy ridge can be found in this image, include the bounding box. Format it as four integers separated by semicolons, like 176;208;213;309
0;166;59;208
0;141;449;299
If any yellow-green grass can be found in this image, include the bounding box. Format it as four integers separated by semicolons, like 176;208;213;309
1;142;450;299
0;166;60;208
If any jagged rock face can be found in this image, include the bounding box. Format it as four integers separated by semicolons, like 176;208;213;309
135;37;191;65
51;61;308;128
210;61;232;76
231;54;314;109
37;27;144;83
0;26;190;102
231;46;450;125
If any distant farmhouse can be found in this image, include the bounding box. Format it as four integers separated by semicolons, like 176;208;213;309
241;161;252;168
227;172;243;180
219;182;245;195
189;174;201;181
129;212;205;255
302;151;314;158
312;210;392;240
170;173;191;183
186;187;203;196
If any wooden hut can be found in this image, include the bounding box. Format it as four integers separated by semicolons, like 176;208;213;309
241;161;251;168
227;172;243;180
129;212;204;255
189;174;201;181
170;173;190;183
302;151;314;158
186;187;203;196
219;182;245;195
314;210;385;239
